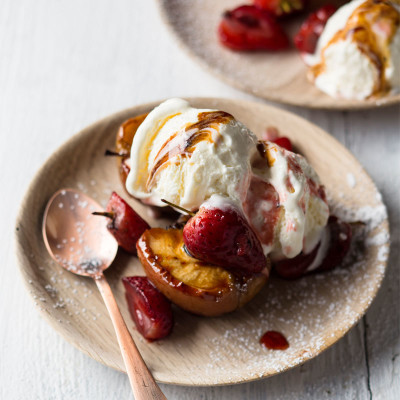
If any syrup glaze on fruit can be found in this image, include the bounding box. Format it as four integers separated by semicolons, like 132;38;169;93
122;276;174;341
101;192;150;255
183;198;267;275
137;228;269;316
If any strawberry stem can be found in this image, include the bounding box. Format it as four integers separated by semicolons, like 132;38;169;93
92;211;115;219
161;199;195;216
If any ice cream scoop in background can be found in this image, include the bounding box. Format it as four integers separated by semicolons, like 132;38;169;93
126;99;329;261
303;0;400;100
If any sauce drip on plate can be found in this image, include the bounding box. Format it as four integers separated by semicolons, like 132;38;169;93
260;330;289;350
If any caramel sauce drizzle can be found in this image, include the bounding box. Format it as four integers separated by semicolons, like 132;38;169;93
311;0;400;96
146;111;233;191
135;112;181;189
256;141;278;167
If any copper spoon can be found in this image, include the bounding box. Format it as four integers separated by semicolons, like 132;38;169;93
42;188;167;400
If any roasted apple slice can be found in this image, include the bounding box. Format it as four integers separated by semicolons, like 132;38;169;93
136;228;270;317
115;113;148;186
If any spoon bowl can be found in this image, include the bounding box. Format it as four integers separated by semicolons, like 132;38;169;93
42;188;118;278
42;188;167;400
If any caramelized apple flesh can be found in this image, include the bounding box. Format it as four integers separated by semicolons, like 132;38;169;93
136;228;269;317
115;113;148;185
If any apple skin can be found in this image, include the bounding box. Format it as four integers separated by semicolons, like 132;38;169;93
136;228;270;317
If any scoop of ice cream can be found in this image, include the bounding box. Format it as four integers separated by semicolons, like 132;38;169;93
127;98;330;261
245;142;329;260
305;0;400;100
126;98;258;210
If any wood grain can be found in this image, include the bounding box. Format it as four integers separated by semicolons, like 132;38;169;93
157;0;400;110
15;98;389;386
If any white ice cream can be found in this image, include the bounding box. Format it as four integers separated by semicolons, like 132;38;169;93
126;98;258;210
126;99;330;260
305;0;400;99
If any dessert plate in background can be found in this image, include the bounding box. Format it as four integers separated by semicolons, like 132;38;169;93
157;0;400;110
15;98;389;385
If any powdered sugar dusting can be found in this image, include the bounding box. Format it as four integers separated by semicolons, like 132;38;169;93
38;190;389;384
347;173;357;188
36;176;389;384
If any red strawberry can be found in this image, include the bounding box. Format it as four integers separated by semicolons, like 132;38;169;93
183;200;267;275
315;216;352;272
254;0;306;18
272;136;292;151
94;192;150;254
273;240;320;279
218;5;290;51
262;127;293;151
122;276;174;341
273;216;352;279
294;4;337;54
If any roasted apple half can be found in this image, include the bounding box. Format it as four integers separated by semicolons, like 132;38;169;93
136;228;270;317
115;113;148;186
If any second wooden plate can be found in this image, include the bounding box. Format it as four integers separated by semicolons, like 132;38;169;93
157;0;400;110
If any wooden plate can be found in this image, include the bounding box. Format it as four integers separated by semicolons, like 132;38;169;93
15;98;389;386
156;0;400;110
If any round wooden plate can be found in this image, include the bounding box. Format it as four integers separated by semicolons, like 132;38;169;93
15;98;389;386
156;0;400;110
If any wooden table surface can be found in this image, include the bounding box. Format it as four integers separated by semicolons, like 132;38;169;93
1;1;399;399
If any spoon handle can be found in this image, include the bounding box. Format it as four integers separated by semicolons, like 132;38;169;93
95;274;167;400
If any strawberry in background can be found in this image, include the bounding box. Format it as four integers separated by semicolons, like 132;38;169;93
254;0;306;17
294;4;337;54
218;5;289;51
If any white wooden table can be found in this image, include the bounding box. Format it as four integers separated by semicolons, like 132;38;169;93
1;1;399;399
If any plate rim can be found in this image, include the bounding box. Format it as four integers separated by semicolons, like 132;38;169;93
155;0;400;111
15;97;390;386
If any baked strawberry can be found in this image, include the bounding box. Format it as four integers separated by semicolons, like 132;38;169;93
294;4;337;54
272;136;292;151
274;216;352;279
262;127;293;151
254;0;306;17
183;198;267;275
93;192;150;254
122;276;174;341
273;241;320;279
315;216;352;272
218;5;290;51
